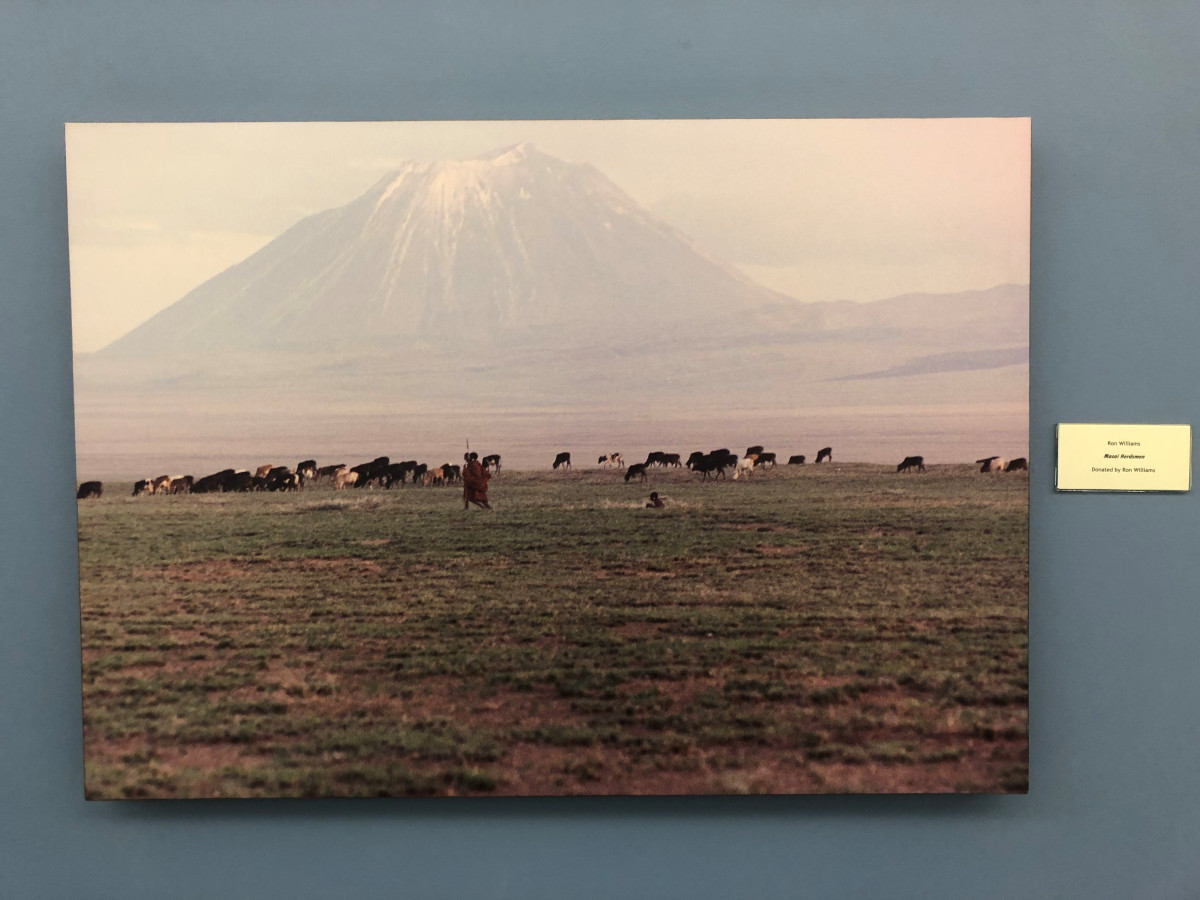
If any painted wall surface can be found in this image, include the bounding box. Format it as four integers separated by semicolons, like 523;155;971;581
1;2;1197;897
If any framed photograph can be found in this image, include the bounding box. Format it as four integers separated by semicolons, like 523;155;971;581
69;119;1029;798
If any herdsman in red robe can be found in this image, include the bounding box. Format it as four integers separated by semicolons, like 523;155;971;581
462;452;492;510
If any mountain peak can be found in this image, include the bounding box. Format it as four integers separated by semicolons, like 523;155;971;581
102;145;794;355
479;141;547;166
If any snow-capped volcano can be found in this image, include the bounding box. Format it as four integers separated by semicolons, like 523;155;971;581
104;143;792;355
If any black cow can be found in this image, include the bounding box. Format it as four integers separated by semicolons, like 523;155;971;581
691;452;732;480
787;455;806;465
897;456;925;473
686;451;706;469
746;445;765;458
225;471;255;492
76;481;102;500
553;452;572;469
351;456;390;488
754;452;777;467
169;475;194;495
441;464;461;483
191;469;237;493
296;459;317;481
384;461;418;488
710;449;738;470
411;463;428;484
815;447;833;464
625;463;648;482
482;454;501;473
132;479;151;497
1005;457;1028;472
643;451;668;467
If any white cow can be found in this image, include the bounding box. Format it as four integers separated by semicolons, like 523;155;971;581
732;455;757;480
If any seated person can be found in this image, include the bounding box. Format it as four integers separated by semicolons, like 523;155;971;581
645;491;664;509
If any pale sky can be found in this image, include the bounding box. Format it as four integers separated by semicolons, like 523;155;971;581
66;119;1030;352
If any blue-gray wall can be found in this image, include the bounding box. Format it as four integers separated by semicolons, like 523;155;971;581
2;2;1197;897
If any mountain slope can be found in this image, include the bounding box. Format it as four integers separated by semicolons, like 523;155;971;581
103;143;796;355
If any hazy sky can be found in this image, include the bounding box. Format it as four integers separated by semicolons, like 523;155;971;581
66;119;1029;352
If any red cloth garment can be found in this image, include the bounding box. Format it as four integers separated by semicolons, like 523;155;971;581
462;459;491;502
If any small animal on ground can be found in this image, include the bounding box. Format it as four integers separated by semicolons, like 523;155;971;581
897;455;925;473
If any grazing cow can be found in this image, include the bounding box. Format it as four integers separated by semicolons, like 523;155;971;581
191;469;237;494
225;471;254;493
76;481;102;500
351;456;390;488
691;453;732;480
169;475;194;495
384;461;413;488
746;445;765;458
296;460;317;481
482;454;501;473
625;463;648;482
1005;457;1028;472
662;453;682;468
315;464;344;483
815;447;833;464
686;451;706;470
411;463;428;484
150;475;172;495
709;449;739;470
333;468;359;490
976;456;1006;473
731;456;756;480
553;452;572;470
597;452;624;469
269;470;300;492
440;464;461;483
132;479;151;497
753;452;777;467
422;466;445;487
254;464;275;479
897;455;926;473
787;455;806;465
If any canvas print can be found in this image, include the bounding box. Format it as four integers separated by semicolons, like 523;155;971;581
69;119;1029;798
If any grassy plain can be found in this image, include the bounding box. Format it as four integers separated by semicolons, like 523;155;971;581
77;463;1027;798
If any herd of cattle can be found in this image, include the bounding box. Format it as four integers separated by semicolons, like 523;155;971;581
75;446;1028;500
113;454;505;499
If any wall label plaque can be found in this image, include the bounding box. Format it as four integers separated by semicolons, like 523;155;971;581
1056;423;1191;492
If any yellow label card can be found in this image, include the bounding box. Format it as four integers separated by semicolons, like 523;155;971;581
1056;423;1192;492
